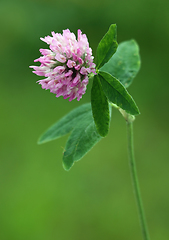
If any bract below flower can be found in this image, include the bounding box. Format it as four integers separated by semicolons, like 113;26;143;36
30;29;96;101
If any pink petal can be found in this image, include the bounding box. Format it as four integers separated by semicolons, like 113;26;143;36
67;60;76;68
55;53;66;63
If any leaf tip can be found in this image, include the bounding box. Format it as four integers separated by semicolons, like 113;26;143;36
136;108;141;115
37;135;48;145
62;160;73;171
37;137;43;145
97;128;109;137
132;108;140;116
109;23;117;36
62;151;74;171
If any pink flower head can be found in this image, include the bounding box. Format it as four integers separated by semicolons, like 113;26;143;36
30;29;96;101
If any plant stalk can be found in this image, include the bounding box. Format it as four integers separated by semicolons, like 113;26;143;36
126;120;150;240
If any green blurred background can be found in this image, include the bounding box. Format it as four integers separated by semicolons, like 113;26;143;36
0;0;169;239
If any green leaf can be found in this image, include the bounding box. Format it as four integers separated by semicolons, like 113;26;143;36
91;75;110;137
100;40;141;88
96;24;118;69
38;103;91;144
63;110;102;170
99;71;140;115
38;103;103;171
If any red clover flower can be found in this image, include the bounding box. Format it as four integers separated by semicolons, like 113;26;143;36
30;29;96;101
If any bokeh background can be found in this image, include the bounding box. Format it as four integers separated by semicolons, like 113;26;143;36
1;0;169;239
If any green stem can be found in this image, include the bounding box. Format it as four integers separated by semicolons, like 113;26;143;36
126;120;150;240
